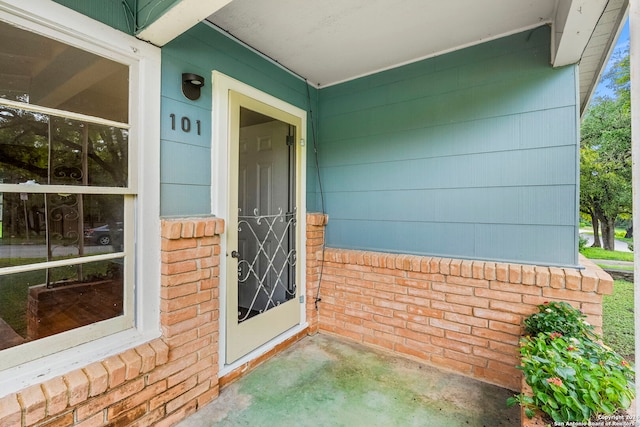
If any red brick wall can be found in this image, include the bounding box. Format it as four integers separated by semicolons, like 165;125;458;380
305;213;328;334
314;245;613;391
0;218;223;427
0;213;614;425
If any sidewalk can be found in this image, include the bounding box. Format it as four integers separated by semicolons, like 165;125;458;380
589;259;634;268
580;231;632;253
587;259;634;282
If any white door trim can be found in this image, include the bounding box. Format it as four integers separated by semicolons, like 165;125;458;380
211;71;307;374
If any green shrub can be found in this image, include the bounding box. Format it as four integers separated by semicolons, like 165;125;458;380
508;302;635;423
578;235;588;251
524;301;596;340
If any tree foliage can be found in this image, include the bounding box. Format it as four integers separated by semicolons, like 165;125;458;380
0;105;128;187
580;51;631;250
0;105;128;237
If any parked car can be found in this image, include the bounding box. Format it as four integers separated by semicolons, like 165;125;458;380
84;222;123;246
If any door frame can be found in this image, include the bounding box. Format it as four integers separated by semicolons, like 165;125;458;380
211;71;308;374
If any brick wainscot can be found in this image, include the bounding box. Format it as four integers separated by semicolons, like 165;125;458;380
0;218;224;427
305;214;612;392
0;213;612;426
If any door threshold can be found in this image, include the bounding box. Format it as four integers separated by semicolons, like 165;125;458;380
219;323;309;384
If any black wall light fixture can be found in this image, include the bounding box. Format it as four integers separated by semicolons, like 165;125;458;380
182;73;205;100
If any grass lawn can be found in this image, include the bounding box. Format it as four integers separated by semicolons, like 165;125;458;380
0;270;44;336
602;279;635;362
580;247;634;262
0;259;46;336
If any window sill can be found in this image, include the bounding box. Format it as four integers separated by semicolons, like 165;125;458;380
0;327;161;398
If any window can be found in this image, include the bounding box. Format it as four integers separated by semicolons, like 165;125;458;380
0;19;133;369
0;1;160;386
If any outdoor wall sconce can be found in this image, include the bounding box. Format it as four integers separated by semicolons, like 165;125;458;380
182;73;205;100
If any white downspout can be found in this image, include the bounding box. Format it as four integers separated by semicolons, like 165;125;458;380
631;0;640;415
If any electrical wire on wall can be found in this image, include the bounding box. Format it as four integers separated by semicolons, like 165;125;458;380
121;0;138;34
305;81;326;310
197;19;328;312
123;0;175;34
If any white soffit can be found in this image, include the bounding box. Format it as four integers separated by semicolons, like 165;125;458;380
208;0;558;87
137;0;232;46
553;0;609;67
578;0;628;113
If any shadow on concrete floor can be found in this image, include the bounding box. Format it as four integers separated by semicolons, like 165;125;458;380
177;334;520;427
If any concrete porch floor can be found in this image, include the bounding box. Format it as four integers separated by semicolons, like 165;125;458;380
176;334;520;427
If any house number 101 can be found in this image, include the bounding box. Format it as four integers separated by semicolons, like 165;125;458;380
170;114;201;135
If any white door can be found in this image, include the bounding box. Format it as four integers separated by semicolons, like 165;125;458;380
226;91;301;363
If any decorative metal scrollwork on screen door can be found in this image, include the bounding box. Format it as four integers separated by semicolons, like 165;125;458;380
236;207;296;322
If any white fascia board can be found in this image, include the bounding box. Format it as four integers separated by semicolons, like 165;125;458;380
136;0;232;46
553;0;609;67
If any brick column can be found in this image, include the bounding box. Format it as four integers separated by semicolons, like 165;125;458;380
305;213;328;334
158;217;224;417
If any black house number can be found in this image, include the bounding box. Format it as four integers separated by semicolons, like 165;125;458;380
170;114;201;135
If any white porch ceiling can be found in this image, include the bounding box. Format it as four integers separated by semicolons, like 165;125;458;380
207;0;560;87
136;0;626;110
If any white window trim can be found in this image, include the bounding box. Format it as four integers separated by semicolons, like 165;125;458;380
0;0;161;395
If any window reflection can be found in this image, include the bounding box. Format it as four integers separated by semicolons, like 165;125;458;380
0;259;124;349
0;107;128;187
0;20;128;122
0;193;124;267
0;14;133;362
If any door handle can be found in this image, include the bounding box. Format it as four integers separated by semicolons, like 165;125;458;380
231;250;240;259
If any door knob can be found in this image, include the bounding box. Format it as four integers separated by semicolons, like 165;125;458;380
231;250;240;259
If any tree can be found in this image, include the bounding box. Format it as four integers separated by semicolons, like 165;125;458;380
605;51;630;107
0;105;128;238
0;106;128;187
580;51;631;250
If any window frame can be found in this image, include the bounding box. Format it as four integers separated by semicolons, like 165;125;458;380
0;0;161;394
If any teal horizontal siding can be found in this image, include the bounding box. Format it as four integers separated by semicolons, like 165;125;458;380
318;26;579;267
137;0;181;31
326;185;576;226
320;106;576;168
161;61;213;117
161;98;212;149
326;220;477;260
52;0;132;34
160;141;211;185
326;220;575;268
161;23;319;216
160;184;211;217
321;145;576;191
319;69;575;143
474;224;576;266
53;0;185;35
167;24;314;108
